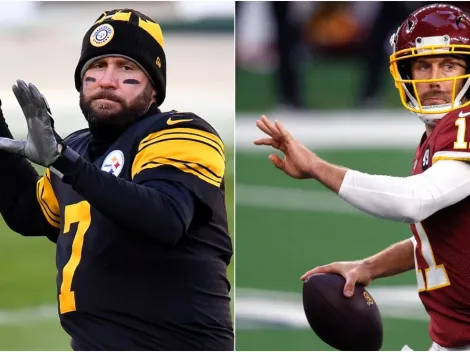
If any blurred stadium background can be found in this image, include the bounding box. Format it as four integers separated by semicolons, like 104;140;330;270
0;1;233;350
235;1;469;351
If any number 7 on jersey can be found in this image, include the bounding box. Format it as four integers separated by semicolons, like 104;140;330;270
59;201;91;314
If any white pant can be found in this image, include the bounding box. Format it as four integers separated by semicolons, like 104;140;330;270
402;343;470;351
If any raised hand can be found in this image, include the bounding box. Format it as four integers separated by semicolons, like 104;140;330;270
254;115;319;179
0;80;61;167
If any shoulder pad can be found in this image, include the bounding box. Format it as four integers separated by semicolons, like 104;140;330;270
432;107;470;160
437;107;469;128
145;110;222;141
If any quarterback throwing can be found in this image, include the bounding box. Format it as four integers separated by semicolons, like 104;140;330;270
255;3;470;351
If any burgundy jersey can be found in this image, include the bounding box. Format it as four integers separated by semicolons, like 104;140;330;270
410;108;470;347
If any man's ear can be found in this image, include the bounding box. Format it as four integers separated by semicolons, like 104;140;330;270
152;88;157;103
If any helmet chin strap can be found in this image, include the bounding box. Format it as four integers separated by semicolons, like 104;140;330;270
401;76;470;126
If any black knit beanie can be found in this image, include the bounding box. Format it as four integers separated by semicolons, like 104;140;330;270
74;9;166;106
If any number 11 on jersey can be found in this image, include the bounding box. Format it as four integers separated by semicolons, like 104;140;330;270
413;223;451;292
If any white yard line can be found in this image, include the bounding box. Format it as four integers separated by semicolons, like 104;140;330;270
236;286;427;330
0;304;57;326
236;111;423;150
236;184;362;215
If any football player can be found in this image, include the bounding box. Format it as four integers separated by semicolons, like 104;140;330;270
255;3;470;351
0;9;233;351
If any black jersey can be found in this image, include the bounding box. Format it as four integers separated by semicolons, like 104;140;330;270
36;110;233;350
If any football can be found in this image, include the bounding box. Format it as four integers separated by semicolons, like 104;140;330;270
302;273;383;351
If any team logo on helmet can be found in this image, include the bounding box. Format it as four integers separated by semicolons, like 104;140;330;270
389;3;470;124
363;291;374;306
90;23;114;47
101;150;124;177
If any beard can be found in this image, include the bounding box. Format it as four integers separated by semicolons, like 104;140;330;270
420;89;451;105
79;83;154;135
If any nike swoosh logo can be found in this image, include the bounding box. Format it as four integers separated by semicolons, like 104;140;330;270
167;117;193;125
459;111;470;117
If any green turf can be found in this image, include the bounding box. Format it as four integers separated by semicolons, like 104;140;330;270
0;218;70;350
236;319;430;351
0;321;71;351
0;159;234;350
235;149;431;351
236;148;415;189
236;59;402;112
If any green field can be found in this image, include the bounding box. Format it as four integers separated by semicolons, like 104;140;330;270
235;147;432;351
236;59;401;112
0;162;234;350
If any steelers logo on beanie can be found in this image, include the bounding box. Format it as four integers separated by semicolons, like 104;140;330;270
75;9;167;107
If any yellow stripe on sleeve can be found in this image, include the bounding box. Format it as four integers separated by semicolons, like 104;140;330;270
133;128;225;187
139;128;225;157
36;169;60;228
432;151;470;164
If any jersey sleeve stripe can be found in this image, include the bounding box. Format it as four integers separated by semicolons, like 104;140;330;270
132;138;225;187
136;161;222;187
38;183;60;219
143;158;222;183
37;189;60;227
140;137;225;160
145;157;222;180
139;128;224;155
432;151;470;163
36;176;60;228
38;171;60;218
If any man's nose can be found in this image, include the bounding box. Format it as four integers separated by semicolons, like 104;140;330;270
98;66;118;89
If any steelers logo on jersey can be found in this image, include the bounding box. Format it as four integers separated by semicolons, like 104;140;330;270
90;24;114;47
101;150;125;177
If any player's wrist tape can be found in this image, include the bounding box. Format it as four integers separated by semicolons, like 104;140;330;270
50;144;81;182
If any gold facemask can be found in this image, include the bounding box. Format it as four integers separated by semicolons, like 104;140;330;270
389;43;470;115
